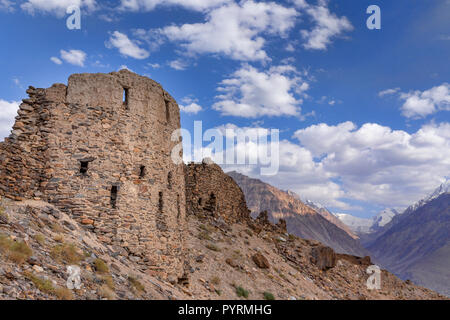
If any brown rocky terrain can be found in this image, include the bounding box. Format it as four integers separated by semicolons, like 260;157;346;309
0;192;445;300
227;171;368;257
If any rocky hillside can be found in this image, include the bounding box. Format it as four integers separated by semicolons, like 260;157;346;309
0;196;445;300
364;193;450;297
227;172;368;257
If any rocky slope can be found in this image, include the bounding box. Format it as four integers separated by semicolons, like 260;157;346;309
0;196;445;300
227;172;368;257
365;193;450;296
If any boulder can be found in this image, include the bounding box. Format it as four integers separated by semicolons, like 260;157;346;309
311;246;336;271
252;253;270;269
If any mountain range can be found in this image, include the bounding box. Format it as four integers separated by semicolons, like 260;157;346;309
228;171;449;296
227;171;368;257
362;180;450;296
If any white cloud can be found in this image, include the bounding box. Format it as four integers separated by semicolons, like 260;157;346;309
60;49;87;66
292;121;450;208
118;65;133;72
213;64;309;118
0;99;19;140
298;1;353;50
160;0;298;61
106;31;150;59
378;87;400;97
119;0;230;12
399;83;450;119
50;56;63;65
21;0;96;17
185;120;450;211
180;103;202;114
147;63;160;69
169;59;188;70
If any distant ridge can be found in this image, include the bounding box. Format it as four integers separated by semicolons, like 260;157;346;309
227;171;368;257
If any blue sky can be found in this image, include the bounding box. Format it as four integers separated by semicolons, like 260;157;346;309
0;0;449;218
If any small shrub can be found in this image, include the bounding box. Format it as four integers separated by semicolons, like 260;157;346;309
53;234;64;243
215;289;222;296
210;276;221;286
205;243;220;252
94;258;109;274
197;231;212;241
100;275;115;290
0;234;32;264
128;275;145;293
54;286;74;300
51;223;64;233
51;243;83;265
236;286;249;299
34;234;45;246
263;292;275;300
98;284;115;300
24;271;54;294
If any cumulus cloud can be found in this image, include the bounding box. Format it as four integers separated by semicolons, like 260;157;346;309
399;83;450;119
297;0;353;50
159;0;298;61
0;99;19;140
106;31;150;59
180;103;202;114
60;49;87;66
21;0;96;17
292;121;450;208
50;56;63;65
213;64;309;118
183;120;450;211
119;0;230;12
169;59;188;70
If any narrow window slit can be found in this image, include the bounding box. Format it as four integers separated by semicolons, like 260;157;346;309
79;161;89;174
123;88;129;107
158;192;164;213
110;186;118;208
164;98;170;123
139;166;146;178
168;171;172;189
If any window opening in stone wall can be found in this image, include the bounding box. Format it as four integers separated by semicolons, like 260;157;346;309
79;161;89;175
177;194;181;221
111;186;118;208
139;166;146;178
123;88;129;107
159;191;164;213
164;98;170;123
168;171;172;189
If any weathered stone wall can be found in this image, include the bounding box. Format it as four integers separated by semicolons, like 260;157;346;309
0;70;186;280
185;160;250;223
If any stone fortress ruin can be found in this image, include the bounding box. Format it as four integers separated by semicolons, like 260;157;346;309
0;70;186;280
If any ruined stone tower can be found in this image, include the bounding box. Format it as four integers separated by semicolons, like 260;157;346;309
0;70;186;279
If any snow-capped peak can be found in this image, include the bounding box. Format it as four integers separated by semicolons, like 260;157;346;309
406;178;450;213
371;208;398;228
304;199;325;210
334;208;399;234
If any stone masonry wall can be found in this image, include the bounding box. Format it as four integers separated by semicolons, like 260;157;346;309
0;70;186;280
185;159;251;224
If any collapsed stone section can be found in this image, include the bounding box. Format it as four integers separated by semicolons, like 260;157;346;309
184;159;251;224
0;70;186;280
